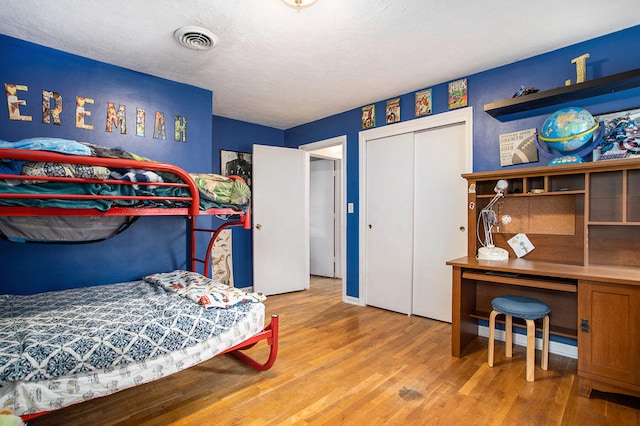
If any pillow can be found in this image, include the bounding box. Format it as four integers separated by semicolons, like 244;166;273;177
21;161;111;182
190;174;251;206
144;270;265;309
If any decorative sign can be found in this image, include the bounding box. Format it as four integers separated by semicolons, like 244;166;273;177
415;88;432;117
593;107;640;161
3;81;187;142
385;98;400;124
362;104;375;129
499;128;538;166
448;78;468;110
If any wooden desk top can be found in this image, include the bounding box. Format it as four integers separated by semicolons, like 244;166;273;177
446;257;640;287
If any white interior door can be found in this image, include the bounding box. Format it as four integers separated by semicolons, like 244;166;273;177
310;159;335;277
412;124;469;322
365;133;414;314
252;144;309;295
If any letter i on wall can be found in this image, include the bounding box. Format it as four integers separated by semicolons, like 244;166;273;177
5;83;32;121
136;108;145;136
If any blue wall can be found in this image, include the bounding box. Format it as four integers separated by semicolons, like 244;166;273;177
285;25;640;298
2;25;639;299
211;115;284;287
0;35;214;294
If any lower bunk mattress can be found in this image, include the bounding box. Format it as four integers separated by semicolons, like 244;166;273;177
0;277;265;416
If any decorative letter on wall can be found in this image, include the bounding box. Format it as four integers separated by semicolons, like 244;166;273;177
42;90;62;125
153;111;166;140
566;53;590;86
117;104;126;134
136;108;145;136
106;102;126;134
5;84;32;121
174;115;187;142
76;96;94;130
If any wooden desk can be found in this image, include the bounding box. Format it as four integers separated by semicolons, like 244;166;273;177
447;256;640;398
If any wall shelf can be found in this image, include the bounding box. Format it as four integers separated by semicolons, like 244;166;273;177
484;68;640;118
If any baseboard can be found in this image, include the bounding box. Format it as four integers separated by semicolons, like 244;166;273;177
343;295;363;306
478;325;577;359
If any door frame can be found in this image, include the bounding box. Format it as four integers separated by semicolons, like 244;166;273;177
300;135;347;301
358;108;473;306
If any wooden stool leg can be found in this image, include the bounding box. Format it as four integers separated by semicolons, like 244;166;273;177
525;319;535;382
488;310;499;367
541;315;550;370
505;314;513;358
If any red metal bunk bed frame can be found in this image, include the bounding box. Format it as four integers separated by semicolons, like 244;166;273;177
0;147;279;385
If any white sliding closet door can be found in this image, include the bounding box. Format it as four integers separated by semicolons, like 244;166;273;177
412;124;468;322
364;133;414;314
360;109;472;322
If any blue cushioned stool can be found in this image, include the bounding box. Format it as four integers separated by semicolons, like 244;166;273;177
488;295;550;381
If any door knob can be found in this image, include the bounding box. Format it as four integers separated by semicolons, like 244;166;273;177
368;224;372;229
459;226;465;232
255;224;262;230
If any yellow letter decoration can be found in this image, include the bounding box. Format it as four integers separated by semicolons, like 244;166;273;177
5;84;32;121
566;53;590;86
42;90;63;125
174;115;187;142
76;96;94;130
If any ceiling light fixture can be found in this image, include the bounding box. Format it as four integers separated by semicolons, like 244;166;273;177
281;0;318;10
174;26;218;51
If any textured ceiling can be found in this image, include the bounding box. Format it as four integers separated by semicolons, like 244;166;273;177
0;0;638;130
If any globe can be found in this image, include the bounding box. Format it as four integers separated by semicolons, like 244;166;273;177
538;107;598;153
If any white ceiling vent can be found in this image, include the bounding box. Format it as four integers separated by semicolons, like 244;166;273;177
174;26;218;51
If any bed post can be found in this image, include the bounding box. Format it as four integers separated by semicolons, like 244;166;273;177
219;314;279;371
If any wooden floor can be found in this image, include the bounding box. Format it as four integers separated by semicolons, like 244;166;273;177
31;276;639;425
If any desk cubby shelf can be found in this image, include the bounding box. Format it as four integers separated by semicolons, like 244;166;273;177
450;158;640;399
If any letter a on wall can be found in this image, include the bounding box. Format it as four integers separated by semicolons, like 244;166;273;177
154;111;166;140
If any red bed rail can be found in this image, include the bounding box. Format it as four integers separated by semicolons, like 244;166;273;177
0;147;202;216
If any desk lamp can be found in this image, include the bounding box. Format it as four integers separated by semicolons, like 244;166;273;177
477;179;509;261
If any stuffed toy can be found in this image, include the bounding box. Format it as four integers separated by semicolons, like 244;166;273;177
0;409;24;426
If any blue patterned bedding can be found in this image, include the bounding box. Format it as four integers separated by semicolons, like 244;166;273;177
0;280;256;384
0;138;251;212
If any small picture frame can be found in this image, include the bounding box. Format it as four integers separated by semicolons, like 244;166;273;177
386;98;400;124
362;104;376;129
415;89;432;117
448;78;468;110
220;149;252;189
593;107;640;161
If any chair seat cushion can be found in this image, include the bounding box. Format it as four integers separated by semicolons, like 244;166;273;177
491;295;550;320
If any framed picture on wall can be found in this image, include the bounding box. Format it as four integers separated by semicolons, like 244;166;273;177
220;149;252;189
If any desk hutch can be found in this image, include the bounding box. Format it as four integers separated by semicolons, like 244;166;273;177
447;158;640;398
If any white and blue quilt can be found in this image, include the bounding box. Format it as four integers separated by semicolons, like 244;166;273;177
0;279;257;384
